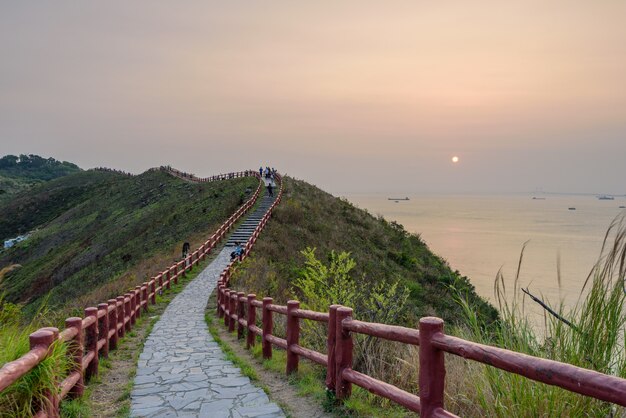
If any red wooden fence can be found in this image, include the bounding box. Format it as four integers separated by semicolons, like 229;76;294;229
158;166;252;183
0;169;262;417
216;173;626;417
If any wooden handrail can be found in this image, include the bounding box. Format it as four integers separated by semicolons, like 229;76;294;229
343;319;420;345
432;332;626;407
0;168;264;416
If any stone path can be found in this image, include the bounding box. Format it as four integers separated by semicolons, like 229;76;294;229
131;189;283;417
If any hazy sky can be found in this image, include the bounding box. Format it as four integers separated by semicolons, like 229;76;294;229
1;2;625;194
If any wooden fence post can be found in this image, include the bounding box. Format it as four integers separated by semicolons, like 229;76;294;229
116;296;125;339
29;329;59;417
419;317;446;418
127;293;135;327
326;305;340;392
108;299;118;350
134;287;142;319
335;307;353;400
223;290;231;327
165;270;171;290
286;300;300;374
158;274;163;294
174;264;179;285
125;294;132;332
150;279;156;305
65;317;84;398
237;292;245;339
84;307;99;379
246;294;256;349
217;284;223;318
228;292;236;333
97;303;109;357
262;297;273;360
142;283;149;312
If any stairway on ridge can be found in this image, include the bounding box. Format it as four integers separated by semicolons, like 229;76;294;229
225;190;277;247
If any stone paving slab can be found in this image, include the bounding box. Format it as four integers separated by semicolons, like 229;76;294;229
131;246;284;417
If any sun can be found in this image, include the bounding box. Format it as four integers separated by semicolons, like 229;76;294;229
452;156;459;163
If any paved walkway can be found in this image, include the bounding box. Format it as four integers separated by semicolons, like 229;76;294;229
130;248;283;417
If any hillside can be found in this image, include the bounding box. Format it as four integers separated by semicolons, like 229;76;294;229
0;169;257;314
0;154;81;197
231;177;498;326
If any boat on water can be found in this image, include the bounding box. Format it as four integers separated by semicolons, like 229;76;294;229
532;197;546;200
568;207;576;211
598;195;615;200
620;206;626;209
388;197;410;201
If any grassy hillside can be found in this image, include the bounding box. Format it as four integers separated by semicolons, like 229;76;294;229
0;170;118;242
231;176;497;326
0;154;81;198
0;169;257;314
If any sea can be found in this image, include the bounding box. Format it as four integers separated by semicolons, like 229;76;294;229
344;193;626;327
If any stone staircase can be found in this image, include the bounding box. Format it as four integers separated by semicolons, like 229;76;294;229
225;189;277;247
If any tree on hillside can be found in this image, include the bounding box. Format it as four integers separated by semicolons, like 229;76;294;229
0;154;80;180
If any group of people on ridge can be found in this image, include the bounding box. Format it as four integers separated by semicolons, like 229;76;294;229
260;166;277;197
260;166;276;179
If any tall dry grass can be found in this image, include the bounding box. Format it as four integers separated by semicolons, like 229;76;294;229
447;214;626;417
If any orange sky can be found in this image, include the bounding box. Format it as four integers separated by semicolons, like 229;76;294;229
1;1;625;193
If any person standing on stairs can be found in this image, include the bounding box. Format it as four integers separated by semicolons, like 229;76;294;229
267;180;274;197
230;242;244;261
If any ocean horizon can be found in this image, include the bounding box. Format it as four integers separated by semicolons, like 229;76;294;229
345;192;626;325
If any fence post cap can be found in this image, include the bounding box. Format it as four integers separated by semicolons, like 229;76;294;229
29;328;56;346
263;297;273;303
107;299;117;304
336;306;353;315
419;317;444;327
247;294;256;299
287;300;300;307
65;316;82;323
85;307;98;315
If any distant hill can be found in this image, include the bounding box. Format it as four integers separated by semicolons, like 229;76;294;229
0;169;257;314
0;154;81;197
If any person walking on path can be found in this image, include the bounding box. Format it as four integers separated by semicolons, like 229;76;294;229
267;181;274;197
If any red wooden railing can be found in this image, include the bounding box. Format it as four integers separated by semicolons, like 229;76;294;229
0;168;263;417
216;174;626;417
158;166;252;182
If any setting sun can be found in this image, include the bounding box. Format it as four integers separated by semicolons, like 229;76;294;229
452;156;459;163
